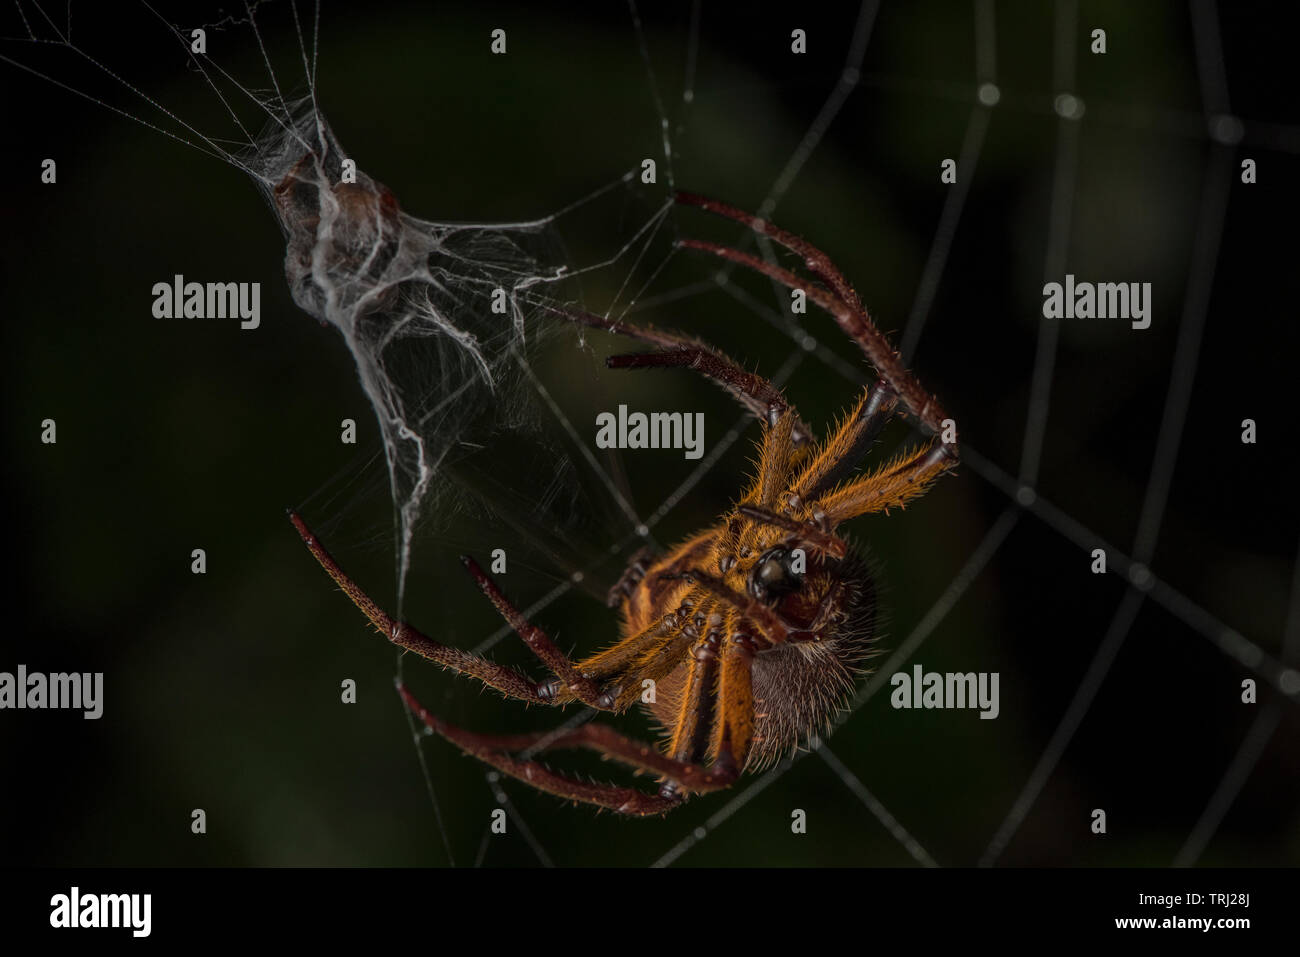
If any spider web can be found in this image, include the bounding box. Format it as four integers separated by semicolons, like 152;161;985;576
438;0;1299;868
638;0;1299;869
5;0;1297;868
423;0;1299;868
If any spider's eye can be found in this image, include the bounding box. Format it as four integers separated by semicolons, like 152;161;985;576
749;547;801;601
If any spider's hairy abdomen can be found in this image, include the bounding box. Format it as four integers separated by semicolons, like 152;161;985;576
628;535;880;770
747;550;879;769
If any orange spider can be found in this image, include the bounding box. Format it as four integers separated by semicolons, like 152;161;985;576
289;192;959;815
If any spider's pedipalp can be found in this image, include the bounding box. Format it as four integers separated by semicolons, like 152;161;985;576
735;505;847;559
670;568;791;647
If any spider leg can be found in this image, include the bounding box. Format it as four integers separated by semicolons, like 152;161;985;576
613;608;716;710
815;439;954;525
397;684;739;816
459;555;613;709
543;304;814;445
582;593;720;712
682;235;953;434
401;691;734;788
710;634;758;777
676;191;865;318
550;583;707;712
666;634;721;765
788;380;900;504
744;407;800;508
668;569;791;645
661;627;758;796
290;511;563;706
572;613;681;690
734;505;847;558
606;543;656;608
674;195;957;456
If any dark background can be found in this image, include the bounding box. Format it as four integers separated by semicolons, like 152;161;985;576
2;0;1297;866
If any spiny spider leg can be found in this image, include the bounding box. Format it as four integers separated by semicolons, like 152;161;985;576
666;568;791;646
674;193;957;458
542;303;814;445
676;191;866;318
398;684;740;816
572;603;691;687
459;555;612;708
290;511;580;707
605;543;655;609
678;235;954;444
818;438;954;524
666;636;720;766
710;635;758;774
734;505;847;558
791;380;900;503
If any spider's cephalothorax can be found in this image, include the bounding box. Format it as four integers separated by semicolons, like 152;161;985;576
290;192;959;815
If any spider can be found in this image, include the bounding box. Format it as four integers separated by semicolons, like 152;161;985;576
289;192;959;816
